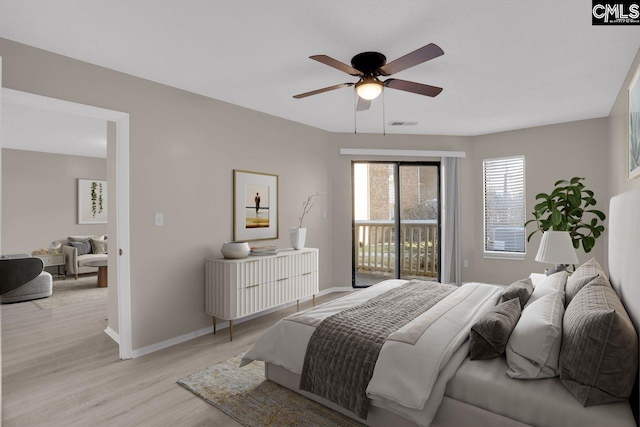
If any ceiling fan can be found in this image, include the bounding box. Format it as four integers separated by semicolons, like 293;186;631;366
293;43;444;111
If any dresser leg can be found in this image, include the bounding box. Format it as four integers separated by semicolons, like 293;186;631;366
296;299;299;311
229;320;234;341
213;317;216;335
312;294;316;307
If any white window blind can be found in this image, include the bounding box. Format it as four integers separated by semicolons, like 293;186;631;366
483;156;526;258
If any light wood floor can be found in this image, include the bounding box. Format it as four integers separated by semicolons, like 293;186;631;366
2;292;349;426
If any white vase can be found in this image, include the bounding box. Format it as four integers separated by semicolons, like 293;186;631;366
289;227;307;250
221;242;251;259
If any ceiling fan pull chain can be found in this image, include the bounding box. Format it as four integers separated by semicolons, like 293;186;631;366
383;89;386;136
354;90;358;134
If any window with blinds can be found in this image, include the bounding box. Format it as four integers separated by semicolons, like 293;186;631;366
483;156;526;259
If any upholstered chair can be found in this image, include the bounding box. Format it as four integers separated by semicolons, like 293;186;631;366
0;254;53;303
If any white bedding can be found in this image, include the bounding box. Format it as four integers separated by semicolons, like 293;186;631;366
242;279;504;427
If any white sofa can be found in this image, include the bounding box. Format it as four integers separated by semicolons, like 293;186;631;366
63;235;108;280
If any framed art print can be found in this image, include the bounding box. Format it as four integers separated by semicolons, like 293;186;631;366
77;178;108;224
233;170;278;241
629;63;640;180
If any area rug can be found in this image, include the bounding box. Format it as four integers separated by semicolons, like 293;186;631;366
178;354;363;427
32;275;107;310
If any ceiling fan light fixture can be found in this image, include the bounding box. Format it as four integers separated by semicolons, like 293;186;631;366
355;78;383;100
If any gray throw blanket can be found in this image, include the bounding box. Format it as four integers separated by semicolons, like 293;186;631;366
299;280;457;419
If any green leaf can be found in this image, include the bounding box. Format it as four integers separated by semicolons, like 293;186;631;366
527;230;539;242
534;202;548;212
550;188;564;198
554;179;569;186
586;210;606;221
535;193;549;200
591;218;597;226
524;219;537;227
568;195;581;207
551;210;562;226
570;177;584;184
571;187;581;199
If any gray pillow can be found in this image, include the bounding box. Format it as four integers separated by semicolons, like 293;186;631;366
565;258;610;306
500;278;534;309
67;235;90;242
560;277;638;406
470;298;522;360
68;239;92;256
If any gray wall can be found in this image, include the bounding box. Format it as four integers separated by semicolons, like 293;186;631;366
472;118;609;284
0;37;633;352
2;148;107;255
0;38;333;350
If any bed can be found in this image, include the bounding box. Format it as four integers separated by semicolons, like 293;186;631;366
242;189;640;427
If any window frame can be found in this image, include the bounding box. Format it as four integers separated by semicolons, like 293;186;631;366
482;155;526;261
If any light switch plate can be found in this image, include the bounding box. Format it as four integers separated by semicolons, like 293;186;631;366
155;213;164;226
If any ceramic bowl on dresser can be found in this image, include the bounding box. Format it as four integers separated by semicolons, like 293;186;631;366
221;242;251;259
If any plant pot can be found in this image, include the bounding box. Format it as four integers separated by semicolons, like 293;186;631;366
289;227;307;250
221;241;251;259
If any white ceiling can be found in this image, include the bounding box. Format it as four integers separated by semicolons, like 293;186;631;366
0;1;639;136
3;102;107;158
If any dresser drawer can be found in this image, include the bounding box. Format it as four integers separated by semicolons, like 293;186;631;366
290;251;317;276
236;283;268;317
296;271;318;299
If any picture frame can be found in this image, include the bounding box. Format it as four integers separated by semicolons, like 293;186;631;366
233;170;278;241
629;63;640;180
77;178;108;224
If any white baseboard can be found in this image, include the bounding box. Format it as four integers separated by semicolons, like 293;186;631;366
104;326;120;344
130;286;353;359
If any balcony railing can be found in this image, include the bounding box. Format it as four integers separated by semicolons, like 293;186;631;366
354;220;438;278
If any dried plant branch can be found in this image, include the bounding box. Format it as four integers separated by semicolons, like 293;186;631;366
298;193;320;228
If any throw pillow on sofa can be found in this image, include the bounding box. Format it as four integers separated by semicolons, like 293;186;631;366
91;238;108;254
68;239;92;256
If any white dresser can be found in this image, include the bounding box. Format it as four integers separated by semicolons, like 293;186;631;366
205;248;319;340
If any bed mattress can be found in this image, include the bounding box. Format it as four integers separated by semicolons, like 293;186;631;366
445;354;636;427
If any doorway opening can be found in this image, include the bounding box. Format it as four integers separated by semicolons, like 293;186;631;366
352;161;441;287
1;88;132;359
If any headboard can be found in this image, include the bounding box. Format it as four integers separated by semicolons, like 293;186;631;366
609;189;640;424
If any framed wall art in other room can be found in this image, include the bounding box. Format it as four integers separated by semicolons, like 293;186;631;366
77;178;107;224
233;170;278;241
629;63;640;180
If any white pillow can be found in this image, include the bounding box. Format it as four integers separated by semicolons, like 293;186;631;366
505;289;565;379
525;271;568;307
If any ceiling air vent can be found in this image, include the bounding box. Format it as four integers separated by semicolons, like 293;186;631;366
389;121;418;126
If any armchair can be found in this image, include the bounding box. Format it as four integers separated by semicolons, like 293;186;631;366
0;254;53;303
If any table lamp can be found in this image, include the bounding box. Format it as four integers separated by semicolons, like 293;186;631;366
535;230;579;273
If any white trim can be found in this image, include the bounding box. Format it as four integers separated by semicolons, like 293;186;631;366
0;55;4;424
104;327;120;344
2;88;133;360
483;251;526;261
340;148;466;158
131;286;354;359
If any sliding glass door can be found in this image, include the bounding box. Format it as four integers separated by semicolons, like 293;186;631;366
352;162;440;287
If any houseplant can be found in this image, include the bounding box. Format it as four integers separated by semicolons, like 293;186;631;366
524;177;605;253
290;193;319;250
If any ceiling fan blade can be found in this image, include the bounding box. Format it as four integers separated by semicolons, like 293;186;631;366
293;83;354;99
377;43;444;76
356;97;371;111
310;55;363;76
384;79;443;97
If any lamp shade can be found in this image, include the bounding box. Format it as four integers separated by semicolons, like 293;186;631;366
535;231;579;265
